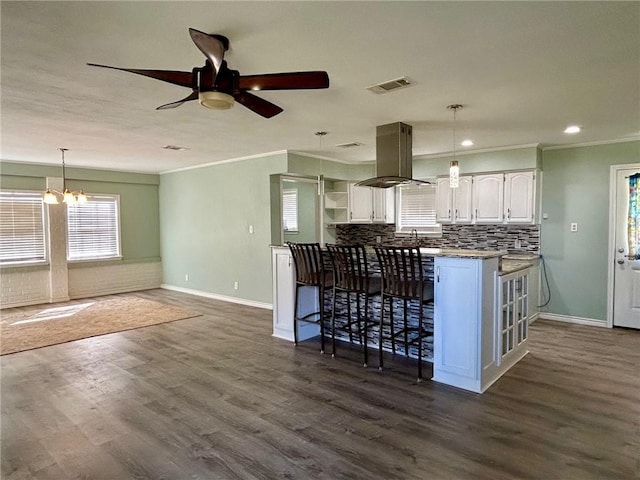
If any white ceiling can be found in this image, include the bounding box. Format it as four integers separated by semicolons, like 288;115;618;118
1;1;639;174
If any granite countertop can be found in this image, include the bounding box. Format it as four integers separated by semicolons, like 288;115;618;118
419;248;506;259
499;261;532;275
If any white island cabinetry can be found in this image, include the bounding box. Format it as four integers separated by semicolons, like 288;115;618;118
433;256;500;393
271;246;320;342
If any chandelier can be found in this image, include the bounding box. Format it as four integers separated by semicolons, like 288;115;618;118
43;148;87;205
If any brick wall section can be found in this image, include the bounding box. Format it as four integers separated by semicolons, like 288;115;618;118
68;262;162;299
0;269;50;308
1;262;162;308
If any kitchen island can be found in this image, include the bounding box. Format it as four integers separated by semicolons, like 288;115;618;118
271;245;532;393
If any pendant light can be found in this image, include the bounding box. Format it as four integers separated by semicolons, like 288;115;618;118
43;148;88;205
315;131;327;196
447;104;463;189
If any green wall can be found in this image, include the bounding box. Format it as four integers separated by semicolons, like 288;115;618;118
540;140;639;320
412;145;540;178
159;152;288;304
0;161;161;263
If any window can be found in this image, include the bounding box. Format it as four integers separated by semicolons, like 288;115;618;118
67;194;121;261
396;184;442;235
282;188;298;233
0;191;47;266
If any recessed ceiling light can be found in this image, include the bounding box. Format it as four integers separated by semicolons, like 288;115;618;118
564;125;582;134
461;139;474;147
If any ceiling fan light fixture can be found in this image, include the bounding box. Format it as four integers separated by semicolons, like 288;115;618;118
199;91;235;110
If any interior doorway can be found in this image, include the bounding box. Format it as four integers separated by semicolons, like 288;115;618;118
608;163;640;329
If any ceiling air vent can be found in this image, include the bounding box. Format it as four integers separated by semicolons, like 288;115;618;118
335;142;363;148
162;145;189;151
366;77;415;94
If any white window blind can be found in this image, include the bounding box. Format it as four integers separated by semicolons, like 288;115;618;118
67;194;121;261
0;191;47;265
396;184;442;234
282;188;298;232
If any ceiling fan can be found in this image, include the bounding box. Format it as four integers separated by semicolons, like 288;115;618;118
88;28;330;118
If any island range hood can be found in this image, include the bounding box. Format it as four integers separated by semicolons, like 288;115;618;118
355;122;430;188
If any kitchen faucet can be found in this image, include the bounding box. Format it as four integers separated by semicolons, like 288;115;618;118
411;229;419;244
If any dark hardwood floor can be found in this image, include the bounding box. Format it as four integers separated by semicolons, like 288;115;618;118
1;289;638;480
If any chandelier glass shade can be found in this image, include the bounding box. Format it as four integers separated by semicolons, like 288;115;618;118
42;149;88;205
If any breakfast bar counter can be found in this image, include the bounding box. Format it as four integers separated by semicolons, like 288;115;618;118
271;245;530;393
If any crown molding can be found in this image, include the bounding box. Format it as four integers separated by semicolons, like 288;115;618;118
542;136;640;151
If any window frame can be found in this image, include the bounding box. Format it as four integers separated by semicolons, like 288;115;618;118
282;188;299;234
395;182;442;236
0;189;49;267
66;193;122;263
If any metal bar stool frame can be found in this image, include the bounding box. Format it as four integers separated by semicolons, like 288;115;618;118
374;245;433;380
326;244;381;367
286;242;333;354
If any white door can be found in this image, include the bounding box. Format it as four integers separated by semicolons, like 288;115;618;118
612;166;640;329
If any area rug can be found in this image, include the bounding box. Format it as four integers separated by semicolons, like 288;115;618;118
0;296;201;355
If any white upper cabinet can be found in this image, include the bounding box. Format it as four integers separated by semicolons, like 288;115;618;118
372;187;395;223
436;176;473;224
347;183;395;224
504;171;536;224
348;184;373;223
435;178;453;223
434;169;540;226
473;173;505;223
454;176;473;223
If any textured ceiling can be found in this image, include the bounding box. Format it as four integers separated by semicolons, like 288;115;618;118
1;1;638;174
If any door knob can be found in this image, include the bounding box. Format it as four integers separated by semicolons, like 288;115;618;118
617;259;625;265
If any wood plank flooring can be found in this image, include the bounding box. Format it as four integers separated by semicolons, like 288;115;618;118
1;289;638;480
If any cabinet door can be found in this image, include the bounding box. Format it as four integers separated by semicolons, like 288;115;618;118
453;176;473;223
504;171;535;223
473;174;504;223
372;187;395;223
435;178;453;223
348;184;373;223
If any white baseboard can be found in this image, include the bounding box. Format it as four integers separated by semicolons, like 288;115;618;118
538;312;607;328
161;284;273;310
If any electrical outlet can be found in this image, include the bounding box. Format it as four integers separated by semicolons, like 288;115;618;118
376;236;382;244
185;274;189;282
234;281;239;290
570;222;578;232
514;239;521;249
248;225;254;234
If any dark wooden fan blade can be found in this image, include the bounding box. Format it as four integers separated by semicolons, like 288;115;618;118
87;63;194;88
156;90;199;110
238;71;329;91
235;91;283;118
189;28;228;78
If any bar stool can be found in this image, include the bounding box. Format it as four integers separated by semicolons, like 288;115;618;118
326;244;381;366
286;242;333;354
374;245;434;380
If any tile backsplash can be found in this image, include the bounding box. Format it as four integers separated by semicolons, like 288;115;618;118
335;223;540;254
